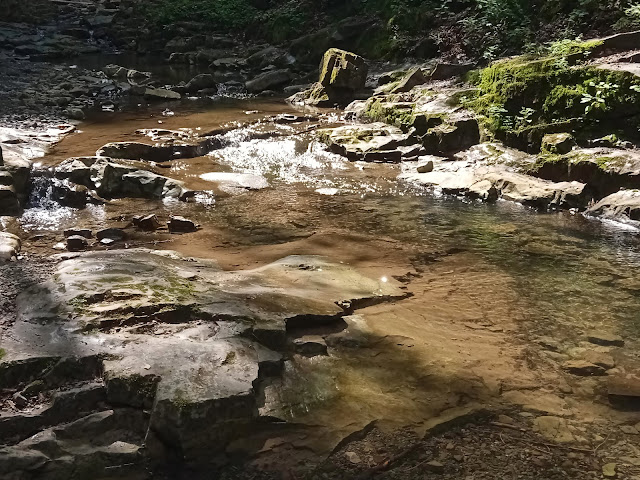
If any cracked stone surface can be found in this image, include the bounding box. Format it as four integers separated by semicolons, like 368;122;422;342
0;249;404;471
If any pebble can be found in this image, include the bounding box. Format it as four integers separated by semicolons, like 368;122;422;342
345;451;361;464
602;463;617;478
620;425;639;435
425;460;445;473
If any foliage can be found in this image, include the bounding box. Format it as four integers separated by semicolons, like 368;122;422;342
141;0;631;60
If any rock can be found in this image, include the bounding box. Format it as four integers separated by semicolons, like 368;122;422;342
587;331;625;347
319;48;367;91
401;161;587;210
389;67;427;94
0;170;14;186
608;373;640;410
425;460;445;473
345;451;361;464
63;107;85;120
184;74;217;94
66;235;88;252
246;46;294;70
52;179;95;208
417;160;435;173
602;463;617;478
64;229;92;239
143;88;181;100
0;231;21;261
12;392;28;408
620;425;639;435
293;336;328;356
541;133;575;154
96;228;126;242
318;123;411;162
289;48;367;106
168;216;198;233
587;189;640;225
245;69;293;93
422;119;480;155
134;214;161;231
562;360;606;376
0;185;21;216
2;250;404;465
533;416;575;443
581;350;615;370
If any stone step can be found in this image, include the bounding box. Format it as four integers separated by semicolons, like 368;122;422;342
0;382;107;444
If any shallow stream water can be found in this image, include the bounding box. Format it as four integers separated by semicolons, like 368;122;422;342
13;96;640;463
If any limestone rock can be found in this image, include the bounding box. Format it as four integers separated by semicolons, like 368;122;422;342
2;250;405;464
245;69;293;93
184;73;217;94
318;123;411;162
133;214;161;231
319;48;367;92
587;189;640;225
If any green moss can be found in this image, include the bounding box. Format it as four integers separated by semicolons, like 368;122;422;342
547;38;604;58
468;54;640;141
363;99;415;130
0;349;5;361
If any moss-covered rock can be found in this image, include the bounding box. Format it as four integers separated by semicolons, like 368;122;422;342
288;48;367;107
541;133;576;154
468;53;640;149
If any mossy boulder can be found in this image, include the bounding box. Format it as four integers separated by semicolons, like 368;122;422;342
468;53;640;149
288;48;367;106
541;133;575;154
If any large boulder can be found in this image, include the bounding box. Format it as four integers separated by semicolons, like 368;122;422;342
288;48;368;107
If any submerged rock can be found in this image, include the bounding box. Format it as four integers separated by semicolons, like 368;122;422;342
54;157;190;201
1;250;404;469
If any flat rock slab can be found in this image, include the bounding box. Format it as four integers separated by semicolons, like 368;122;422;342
2;249;404;463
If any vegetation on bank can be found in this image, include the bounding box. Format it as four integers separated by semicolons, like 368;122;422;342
140;0;640;59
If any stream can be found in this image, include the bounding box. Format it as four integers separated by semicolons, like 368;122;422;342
3;85;640;477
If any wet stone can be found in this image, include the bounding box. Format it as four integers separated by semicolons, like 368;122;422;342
168;216;198;233
66;235;88;252
63;228;92;238
293;336;328;356
134;214;161;231
96;228;126;241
